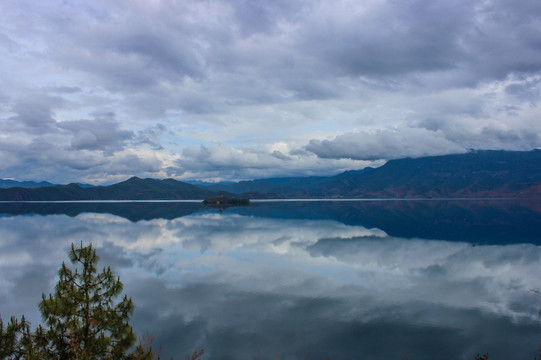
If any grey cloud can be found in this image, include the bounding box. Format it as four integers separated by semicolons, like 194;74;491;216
225;0;307;37
271;150;291;161
57;113;134;153
479;127;541;149
56;0;536;113
45;86;82;94
108;153;162;174
300;0;469;78
9;94;63;132
5;0;541;95
134;123;167;150
41;1;221;93
321;0;541;83
418;118;541;152
306;128;466;161
114;31;206;80
505;76;541;104
0;32;19;53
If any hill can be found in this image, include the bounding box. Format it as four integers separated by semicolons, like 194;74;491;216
0;179;57;188
0;177;221;201
206;150;541;198
0;150;540;200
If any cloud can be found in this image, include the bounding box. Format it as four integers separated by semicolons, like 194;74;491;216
1;0;541;182
58;113;134;153
45;86;82;94
297;0;469;78
8;94;63;133
306;127;466;161
0;133;170;184
175;143;374;181
134;123;167;150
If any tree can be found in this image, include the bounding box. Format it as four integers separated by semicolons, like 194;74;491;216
0;243;157;360
39;242;136;359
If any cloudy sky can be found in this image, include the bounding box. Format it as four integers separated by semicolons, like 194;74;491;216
1;0;540;184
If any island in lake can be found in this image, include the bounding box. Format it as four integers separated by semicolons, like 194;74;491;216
203;194;250;208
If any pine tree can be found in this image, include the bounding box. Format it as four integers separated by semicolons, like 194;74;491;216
0;243;163;360
37;242;136;359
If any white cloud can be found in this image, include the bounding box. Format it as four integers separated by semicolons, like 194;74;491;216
306;127;466;161
175;143;373;181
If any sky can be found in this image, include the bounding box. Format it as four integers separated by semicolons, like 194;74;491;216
1;0;541;184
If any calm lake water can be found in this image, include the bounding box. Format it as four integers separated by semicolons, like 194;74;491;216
1;199;541;360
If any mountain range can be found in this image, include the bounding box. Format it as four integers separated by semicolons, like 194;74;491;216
1;150;540;201
0;179;57;188
0;179;93;189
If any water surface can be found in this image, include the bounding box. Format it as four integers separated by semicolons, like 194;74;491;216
1;199;540;359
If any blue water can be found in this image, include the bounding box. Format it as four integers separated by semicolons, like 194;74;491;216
1;199;540;359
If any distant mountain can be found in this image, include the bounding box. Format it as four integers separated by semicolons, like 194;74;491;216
0;179;94;189
75;183;94;188
208;150;541;199
205;168;375;196
0;177;222;201
0;179;57;188
0;150;540;200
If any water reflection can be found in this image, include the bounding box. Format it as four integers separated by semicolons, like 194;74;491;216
1;199;540;243
0;201;540;359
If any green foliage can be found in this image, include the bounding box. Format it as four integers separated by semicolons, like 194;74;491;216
0;316;31;359
38;242;136;359
0;243;162;360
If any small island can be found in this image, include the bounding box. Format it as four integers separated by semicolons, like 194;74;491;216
203;194;250;208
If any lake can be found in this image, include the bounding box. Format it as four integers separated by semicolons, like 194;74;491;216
1;199;541;360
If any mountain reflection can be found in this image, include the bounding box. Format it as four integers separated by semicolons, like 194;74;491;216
1;199;540;243
1;202;541;359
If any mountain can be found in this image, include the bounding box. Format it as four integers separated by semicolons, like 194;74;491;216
0;179;94;189
0;150;540;200
206;150;541;199
0;179;57;188
0;177;222;201
204;168;376;197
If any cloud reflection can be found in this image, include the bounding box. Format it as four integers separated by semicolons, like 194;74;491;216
1;211;540;359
